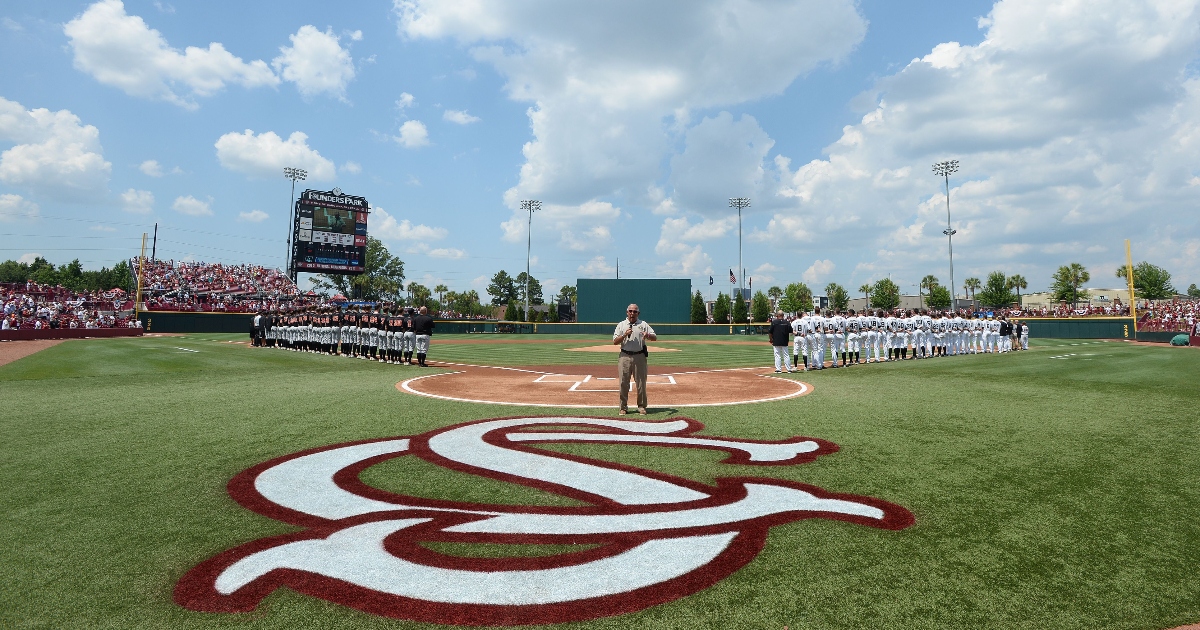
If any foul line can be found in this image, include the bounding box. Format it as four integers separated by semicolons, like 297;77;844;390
397;362;810;408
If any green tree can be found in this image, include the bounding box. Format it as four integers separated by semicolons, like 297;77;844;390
927;284;951;309
751;290;771;323
514;272;544;306
712;292;731;323
1051;263;1090;306
1189;283;1199;298
964;277;982;302
504;301;519;321
778;282;812;314
487;271;518;305
690;290;707;324
557;284;577;305
1117;261;1176;300
824;282;849;311
434;283;449;306
977;271;1017;307
859;283;872;304
732;290;749;324
1007;274;1028;306
312;237;405;301
870;278;901;310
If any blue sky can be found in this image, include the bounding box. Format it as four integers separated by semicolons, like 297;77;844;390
2;0;1197;300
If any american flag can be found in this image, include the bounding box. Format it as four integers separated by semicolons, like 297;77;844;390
729;269;736;284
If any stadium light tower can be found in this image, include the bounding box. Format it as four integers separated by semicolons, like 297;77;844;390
520;199;541;322
283;167;307;283
932;160;958;311
729;197;751;309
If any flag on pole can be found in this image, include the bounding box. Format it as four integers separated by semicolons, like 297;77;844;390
729;269;736;284
708;276;713;286
749;276;752;290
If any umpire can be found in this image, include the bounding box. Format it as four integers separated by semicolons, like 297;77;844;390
612;303;656;415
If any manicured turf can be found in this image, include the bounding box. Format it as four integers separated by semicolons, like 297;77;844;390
2;333;1199;629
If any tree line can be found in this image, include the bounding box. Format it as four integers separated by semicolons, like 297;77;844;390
686;259;1194;324
0;256;133;293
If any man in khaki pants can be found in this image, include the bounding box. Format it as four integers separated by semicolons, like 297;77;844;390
612;303;656;415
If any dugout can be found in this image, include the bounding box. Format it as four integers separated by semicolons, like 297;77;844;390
576;279;691;324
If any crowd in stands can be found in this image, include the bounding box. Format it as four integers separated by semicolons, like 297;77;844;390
1;282;138;330
1136;300;1199;332
136;259;300;312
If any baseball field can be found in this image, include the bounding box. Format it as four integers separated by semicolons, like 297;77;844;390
2;333;1199;629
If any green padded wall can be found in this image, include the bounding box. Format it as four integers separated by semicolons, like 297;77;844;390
576;279;692;324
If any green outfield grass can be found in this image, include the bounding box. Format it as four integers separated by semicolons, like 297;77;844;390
2;334;1199;629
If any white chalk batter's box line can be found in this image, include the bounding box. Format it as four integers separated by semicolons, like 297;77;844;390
533;373;677;392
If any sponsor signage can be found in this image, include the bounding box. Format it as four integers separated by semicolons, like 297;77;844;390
175;415;913;625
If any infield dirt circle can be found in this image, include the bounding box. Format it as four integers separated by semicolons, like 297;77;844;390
398;362;812;407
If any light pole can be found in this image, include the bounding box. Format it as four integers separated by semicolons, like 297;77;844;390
932;160;958;311
520;199;541;322
283;167;307;284
729;197;750;325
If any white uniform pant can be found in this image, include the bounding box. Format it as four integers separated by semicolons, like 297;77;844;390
793;337;809;368
772;345;793;372
847;332;860;354
1020;333;1029;350
831;333;846;356
403;331;416;352
415;334;430;355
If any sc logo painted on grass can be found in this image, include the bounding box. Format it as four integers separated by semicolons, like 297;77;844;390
175;416;914;626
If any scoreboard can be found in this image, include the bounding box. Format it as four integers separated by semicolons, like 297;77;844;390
292;188;368;275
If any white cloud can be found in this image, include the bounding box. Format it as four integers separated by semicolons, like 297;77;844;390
669;112;775;216
90;225;116;232
0;97;111;199
427;247;466;259
802;259;835;286
214;129;336;181
64;0;278;109
139;159;163;177
120;188;153;214
4;17;23;32
17;253;42;264
396;120;429;148
348;30;363;42
341;161;361;174
395;92;415;109
443;109;480;124
371;207;447;241
273;25;356;100
397;0;865;228
172;195;211;216
746;0;1200;290
500;200;620;252
237;209;268;222
577;255;616;277
0;193;38;222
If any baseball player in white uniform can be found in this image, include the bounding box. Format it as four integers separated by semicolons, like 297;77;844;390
791;311;810;371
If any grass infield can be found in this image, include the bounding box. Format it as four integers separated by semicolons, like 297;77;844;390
2;333;1199;629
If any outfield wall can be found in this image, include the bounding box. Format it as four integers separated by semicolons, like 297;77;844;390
1021;317;1134;339
138;311;253;333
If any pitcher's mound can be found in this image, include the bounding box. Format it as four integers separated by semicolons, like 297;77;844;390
398;363;810;407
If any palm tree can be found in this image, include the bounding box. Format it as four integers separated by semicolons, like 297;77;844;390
767;286;782;309
405;281;418;303
859;283;871;307
964;277;982;302
1007;274;1028;306
919;275;939;308
1065;263;1089;307
434;283;449;306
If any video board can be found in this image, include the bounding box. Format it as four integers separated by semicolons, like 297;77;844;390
292;188;368;275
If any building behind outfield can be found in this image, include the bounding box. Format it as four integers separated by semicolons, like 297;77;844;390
576;279;691;323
